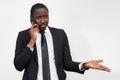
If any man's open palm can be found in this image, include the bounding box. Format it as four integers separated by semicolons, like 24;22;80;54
86;60;111;72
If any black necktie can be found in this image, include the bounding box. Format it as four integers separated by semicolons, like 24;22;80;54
41;31;51;80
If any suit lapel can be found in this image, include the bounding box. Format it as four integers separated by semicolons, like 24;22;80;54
48;27;58;66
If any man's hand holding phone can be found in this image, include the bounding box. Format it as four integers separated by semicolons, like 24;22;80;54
28;23;40;48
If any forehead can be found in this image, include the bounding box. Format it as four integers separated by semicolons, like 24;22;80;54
33;8;48;15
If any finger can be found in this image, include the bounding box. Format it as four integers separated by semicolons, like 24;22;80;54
34;28;40;32
105;68;111;72
31;22;34;25
104;67;111;72
95;59;103;63
89;59;103;62
31;24;35;29
31;24;39;29
102;66;111;72
99;65;111;72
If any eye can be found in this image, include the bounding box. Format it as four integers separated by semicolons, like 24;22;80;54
45;15;48;17
43;15;48;18
35;16;42;19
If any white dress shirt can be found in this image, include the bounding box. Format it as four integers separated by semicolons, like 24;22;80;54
36;27;59;80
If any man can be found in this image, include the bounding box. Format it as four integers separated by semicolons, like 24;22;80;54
14;3;110;80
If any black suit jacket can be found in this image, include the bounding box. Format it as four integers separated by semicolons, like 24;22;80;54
14;27;85;80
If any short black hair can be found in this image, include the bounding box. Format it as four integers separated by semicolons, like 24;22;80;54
30;3;49;17
30;3;49;23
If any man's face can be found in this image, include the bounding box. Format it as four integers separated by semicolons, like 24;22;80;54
33;8;49;30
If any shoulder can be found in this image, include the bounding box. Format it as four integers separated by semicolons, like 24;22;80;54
18;28;30;37
17;28;30;40
48;26;68;40
19;28;30;34
48;26;66;34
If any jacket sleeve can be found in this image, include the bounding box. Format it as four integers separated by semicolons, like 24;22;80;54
62;30;85;74
14;32;33;71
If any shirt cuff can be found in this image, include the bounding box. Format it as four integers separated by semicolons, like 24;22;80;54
79;63;85;71
27;44;34;51
79;62;89;71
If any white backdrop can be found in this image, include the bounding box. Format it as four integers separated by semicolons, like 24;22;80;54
0;0;120;80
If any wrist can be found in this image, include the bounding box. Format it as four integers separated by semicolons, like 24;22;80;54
82;62;89;70
31;38;36;41
28;39;36;48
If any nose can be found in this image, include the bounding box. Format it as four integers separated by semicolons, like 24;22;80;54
41;17;45;23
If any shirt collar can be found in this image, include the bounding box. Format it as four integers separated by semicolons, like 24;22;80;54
44;26;50;34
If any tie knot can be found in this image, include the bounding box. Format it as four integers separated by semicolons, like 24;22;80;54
41;30;45;35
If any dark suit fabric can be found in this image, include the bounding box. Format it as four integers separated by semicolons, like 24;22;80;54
14;27;85;80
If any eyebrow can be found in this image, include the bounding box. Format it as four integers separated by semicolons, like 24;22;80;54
35;14;48;18
35;15;42;18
